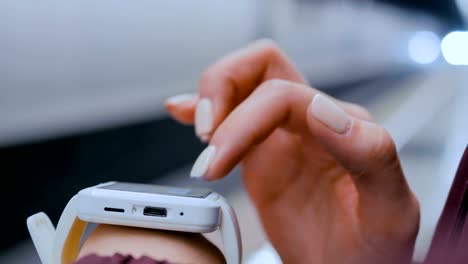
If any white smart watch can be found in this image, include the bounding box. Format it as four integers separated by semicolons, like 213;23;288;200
27;182;242;264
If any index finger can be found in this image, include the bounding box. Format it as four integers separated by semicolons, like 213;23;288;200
195;39;306;140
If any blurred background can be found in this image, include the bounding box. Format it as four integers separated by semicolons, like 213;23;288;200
1;0;468;263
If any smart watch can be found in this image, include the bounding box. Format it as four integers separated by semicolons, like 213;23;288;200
27;182;242;264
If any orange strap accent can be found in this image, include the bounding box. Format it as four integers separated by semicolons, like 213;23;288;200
61;218;87;264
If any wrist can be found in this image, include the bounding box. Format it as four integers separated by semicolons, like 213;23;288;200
78;224;225;263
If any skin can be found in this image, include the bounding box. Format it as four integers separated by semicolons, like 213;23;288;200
165;39;420;264
79;224;226;263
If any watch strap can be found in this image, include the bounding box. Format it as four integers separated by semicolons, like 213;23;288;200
27;212;56;264
53;195;87;264
218;195;242;264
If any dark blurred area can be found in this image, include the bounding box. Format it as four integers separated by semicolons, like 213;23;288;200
1;119;205;251
1;0;467;262
381;0;463;28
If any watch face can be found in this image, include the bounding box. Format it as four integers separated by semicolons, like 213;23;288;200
98;182;212;198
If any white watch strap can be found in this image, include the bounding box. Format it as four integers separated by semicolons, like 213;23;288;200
27;212;56;264
52;195;87;264
218;195;242;264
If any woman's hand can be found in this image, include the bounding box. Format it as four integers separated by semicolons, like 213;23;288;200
165;40;420;264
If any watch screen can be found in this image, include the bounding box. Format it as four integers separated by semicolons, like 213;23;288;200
98;182;212;198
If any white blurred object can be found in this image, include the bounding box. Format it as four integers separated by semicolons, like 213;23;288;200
0;0;256;147
0;0;446;146
441;31;468;65
245;243;282;264
408;31;441;64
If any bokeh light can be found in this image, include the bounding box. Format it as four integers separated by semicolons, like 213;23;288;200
408;31;441;64
441;31;468;65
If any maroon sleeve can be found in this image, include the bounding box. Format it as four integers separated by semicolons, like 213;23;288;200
73;254;170;264
424;146;468;264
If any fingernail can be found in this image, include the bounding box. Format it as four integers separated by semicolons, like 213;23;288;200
195;98;214;137
165;93;197;105
309;94;352;134
190;146;216;178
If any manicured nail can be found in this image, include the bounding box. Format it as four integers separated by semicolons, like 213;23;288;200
165;93;197;105
190;146;216;178
309;94;352;134
195;98;214;137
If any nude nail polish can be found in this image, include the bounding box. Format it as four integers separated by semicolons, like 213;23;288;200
190;146;216;178
309;94;352;134
195;98;214;138
165;93;197;105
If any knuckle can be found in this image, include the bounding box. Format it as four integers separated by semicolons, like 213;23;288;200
199;66;234;93
255;39;283;59
261;78;289;89
256;80;306;112
257;79;292;98
370;128;398;166
199;67;217;86
348;125;401;180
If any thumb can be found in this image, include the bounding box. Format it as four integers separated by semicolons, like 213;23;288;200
306;94;414;216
